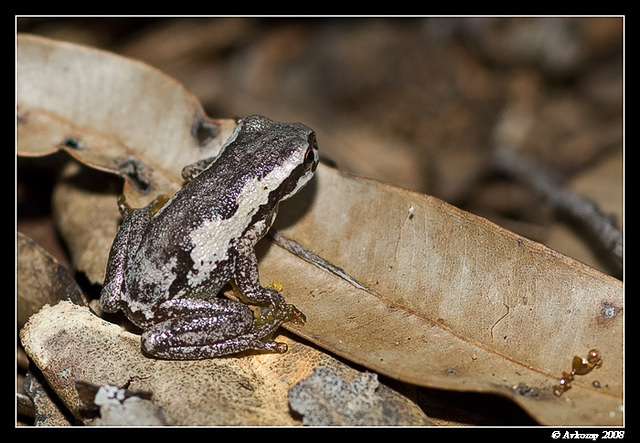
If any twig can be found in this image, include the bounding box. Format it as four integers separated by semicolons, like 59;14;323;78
494;148;622;265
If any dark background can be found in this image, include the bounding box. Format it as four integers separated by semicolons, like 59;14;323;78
18;17;623;276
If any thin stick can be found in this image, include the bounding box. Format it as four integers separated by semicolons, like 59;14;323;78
494;148;622;265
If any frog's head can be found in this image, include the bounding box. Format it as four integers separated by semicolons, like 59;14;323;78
234;115;319;203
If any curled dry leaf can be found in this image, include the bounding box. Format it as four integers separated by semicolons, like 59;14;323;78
23;371;73;426
51;162;123;285
17;33;237;209
17;34;623;425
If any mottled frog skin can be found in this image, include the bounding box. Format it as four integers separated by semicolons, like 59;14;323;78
99;115;319;359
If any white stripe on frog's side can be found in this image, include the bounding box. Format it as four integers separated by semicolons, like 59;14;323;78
185;161;296;289
285;159;316;200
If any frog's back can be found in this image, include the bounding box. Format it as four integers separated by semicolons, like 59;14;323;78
126;159;262;305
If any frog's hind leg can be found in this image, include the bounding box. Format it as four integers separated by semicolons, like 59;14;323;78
140;298;293;360
100;195;170;313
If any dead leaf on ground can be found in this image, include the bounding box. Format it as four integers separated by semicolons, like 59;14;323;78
270;166;623;426
16;232;87;328
20;301;432;426
17;34;623;426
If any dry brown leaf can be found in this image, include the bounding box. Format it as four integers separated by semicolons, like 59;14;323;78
20;301;432;426
17;34;623;426
16;232;86;328
269;166;623;425
50;163;123;284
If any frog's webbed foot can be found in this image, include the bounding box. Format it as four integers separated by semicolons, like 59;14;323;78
246;302;304;356
284;303;307;325
232;283;288;311
256;303;306;327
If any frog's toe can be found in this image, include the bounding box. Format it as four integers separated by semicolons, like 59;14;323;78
265;288;287;309
262;340;288;353
284;304;306;325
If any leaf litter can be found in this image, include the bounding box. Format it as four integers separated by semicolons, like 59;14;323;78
17;33;623;426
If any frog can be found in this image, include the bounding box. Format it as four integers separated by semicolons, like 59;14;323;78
99;114;319;360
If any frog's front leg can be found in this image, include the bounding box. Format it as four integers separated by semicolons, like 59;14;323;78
181;156;217;182
232;228;306;325
140;298;289;359
233;237;286;308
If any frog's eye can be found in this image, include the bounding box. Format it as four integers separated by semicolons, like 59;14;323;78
303;135;318;171
303;148;314;170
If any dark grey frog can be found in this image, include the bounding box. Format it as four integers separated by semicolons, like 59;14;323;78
100;115;319;359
